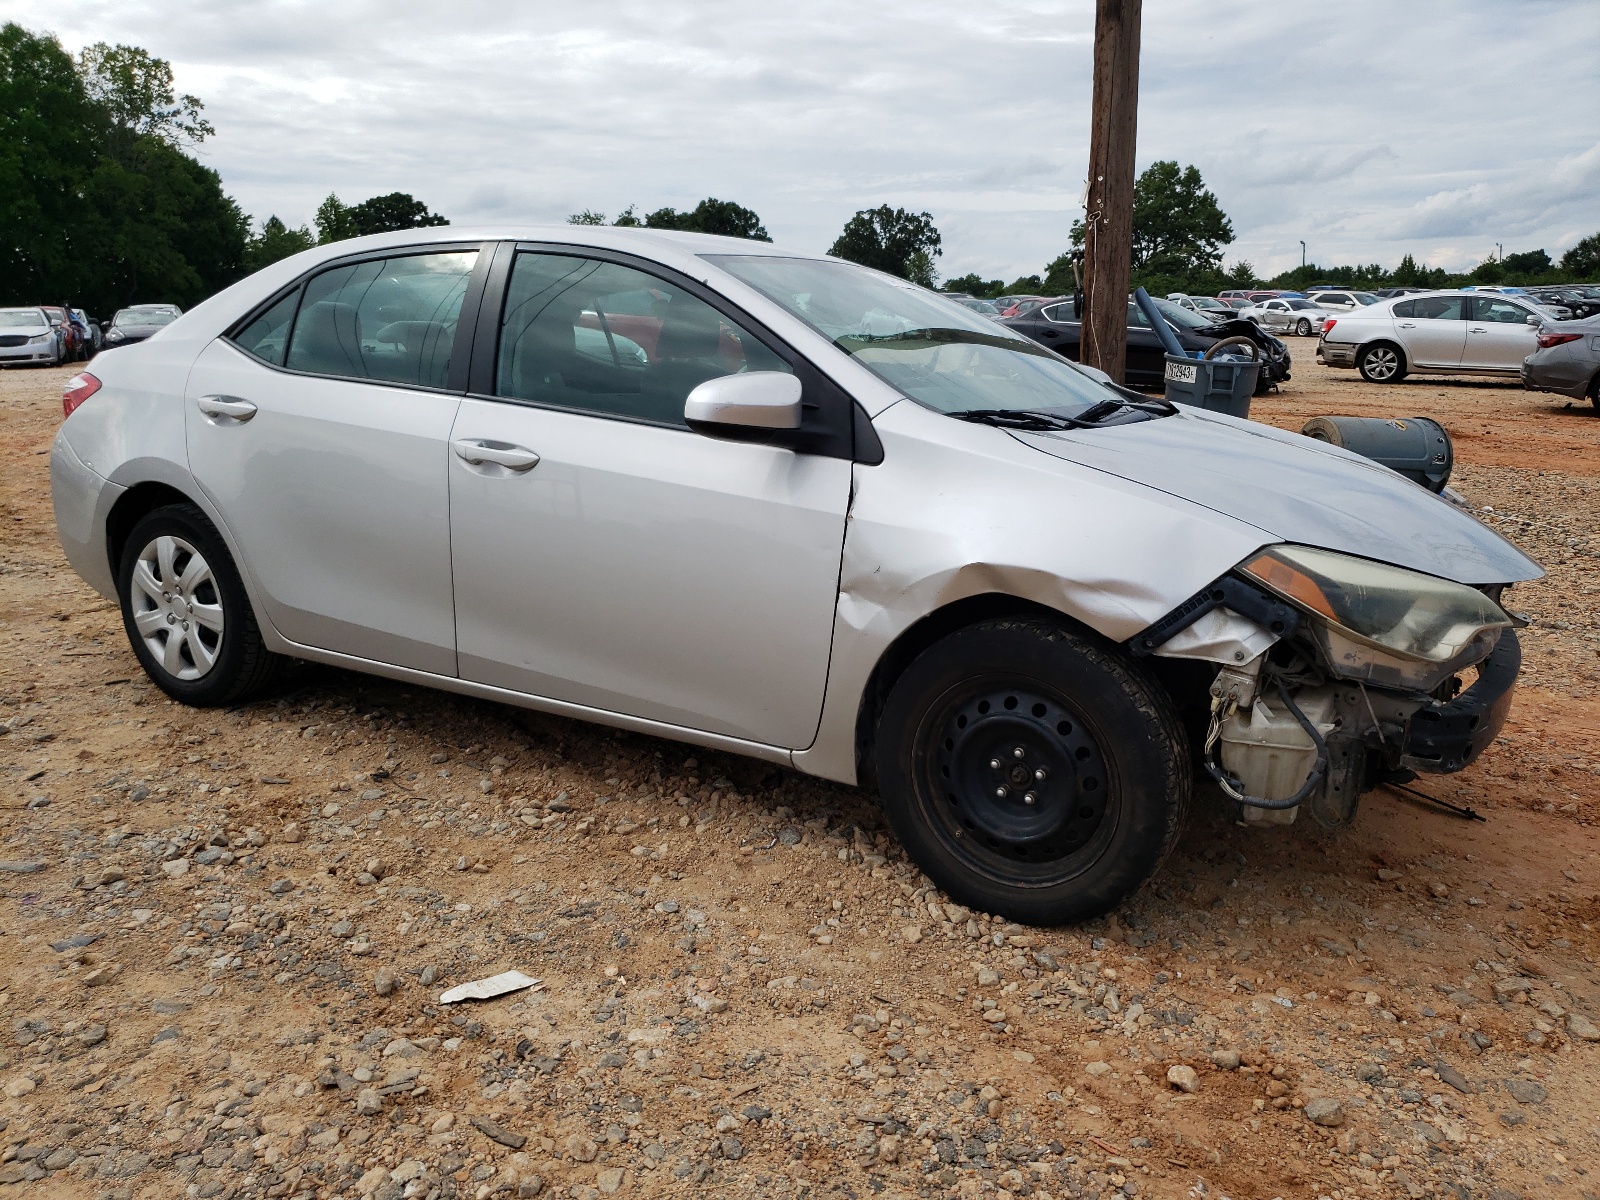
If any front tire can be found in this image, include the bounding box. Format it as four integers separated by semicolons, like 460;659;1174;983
117;503;292;706
1357;341;1406;383
875;618;1189;925
1295;318;1312;337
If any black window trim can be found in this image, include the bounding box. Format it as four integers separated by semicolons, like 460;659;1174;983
465;240;872;463
220;239;492;395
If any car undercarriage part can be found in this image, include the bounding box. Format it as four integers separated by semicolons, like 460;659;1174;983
1300;415;1453;493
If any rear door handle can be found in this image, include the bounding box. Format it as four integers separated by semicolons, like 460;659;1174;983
195;395;257;422
452;439;540;471
1468;327;1488;334
1397;322;1416;328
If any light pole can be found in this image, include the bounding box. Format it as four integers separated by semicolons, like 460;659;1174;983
1300;241;1306;269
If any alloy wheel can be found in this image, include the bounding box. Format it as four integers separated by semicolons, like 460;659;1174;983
1296;319;1312;337
1362;346;1400;381
129;535;225;680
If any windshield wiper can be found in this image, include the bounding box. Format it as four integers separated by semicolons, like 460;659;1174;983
949;395;1176;432
947;408;1098;431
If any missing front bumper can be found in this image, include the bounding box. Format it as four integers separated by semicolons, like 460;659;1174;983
1400;629;1521;775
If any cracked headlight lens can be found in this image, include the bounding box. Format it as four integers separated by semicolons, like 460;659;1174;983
1240;544;1511;691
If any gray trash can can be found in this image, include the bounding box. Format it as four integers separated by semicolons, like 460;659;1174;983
1163;353;1258;419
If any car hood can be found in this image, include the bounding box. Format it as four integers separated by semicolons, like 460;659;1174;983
1010;407;1542;585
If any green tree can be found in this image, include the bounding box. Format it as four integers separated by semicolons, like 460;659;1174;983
943;273;1005;297
828;206;942;285
346;192;448;236
643;198;770;241
0;23;102;303
314;194;357;244
314;192;445;244
1560;233;1599;279
1;23;247;312
1501;249;1551;276
244;216;315;272
77;42;212;146
1062;161;1233;296
1041;253;1079;296
567;198;769;240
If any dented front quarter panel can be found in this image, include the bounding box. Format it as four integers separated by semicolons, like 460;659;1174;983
792;400;1278;783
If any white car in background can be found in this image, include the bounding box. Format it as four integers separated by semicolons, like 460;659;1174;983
1318;290;1546;383
0;307;65;367
1166;294;1232;321
1306;290;1381;313
1241;297;1334;337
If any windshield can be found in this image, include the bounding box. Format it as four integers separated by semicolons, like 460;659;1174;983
1353;293;1380;305
954;297;1000;314
1192;297;1225;309
1287;299;1322;310
706;255;1119;417
0;309;46;328
115;308;178;328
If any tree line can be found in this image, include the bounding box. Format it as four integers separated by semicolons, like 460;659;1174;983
0;23;455;314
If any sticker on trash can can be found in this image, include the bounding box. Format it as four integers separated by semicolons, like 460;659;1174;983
1165;360;1197;384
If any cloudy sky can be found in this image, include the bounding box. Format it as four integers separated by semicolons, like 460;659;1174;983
14;0;1600;280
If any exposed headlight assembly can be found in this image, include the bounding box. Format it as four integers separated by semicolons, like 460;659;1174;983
1239;544;1511;692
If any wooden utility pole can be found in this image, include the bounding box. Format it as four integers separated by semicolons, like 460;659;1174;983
1080;0;1142;384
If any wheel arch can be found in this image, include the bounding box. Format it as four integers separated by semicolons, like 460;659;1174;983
105;481;198;584
852;593;1098;787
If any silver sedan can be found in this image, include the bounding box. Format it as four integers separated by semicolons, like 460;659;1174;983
1242;298;1334;336
51;226;1540;923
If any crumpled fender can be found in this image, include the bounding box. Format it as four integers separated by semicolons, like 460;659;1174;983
793;400;1276;783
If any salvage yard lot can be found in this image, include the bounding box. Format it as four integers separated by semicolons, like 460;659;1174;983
1;358;1598;1200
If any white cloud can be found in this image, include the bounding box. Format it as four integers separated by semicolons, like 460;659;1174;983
12;0;1598;279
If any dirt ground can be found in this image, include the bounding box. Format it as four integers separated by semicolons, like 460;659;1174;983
1;347;1598;1200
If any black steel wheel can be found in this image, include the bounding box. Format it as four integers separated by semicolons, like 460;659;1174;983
876;618;1189;925
922;681;1113;879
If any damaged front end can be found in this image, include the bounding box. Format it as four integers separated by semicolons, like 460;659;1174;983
1134;544;1524;827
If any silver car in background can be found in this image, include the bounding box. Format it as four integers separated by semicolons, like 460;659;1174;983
51;226;1539;924
0;307;65;367
1242;297;1334;337
1521;314;1600;408
1318;290;1547;383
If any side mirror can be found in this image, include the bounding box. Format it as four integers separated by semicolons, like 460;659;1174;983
1526;314;1540;326
684;372;802;435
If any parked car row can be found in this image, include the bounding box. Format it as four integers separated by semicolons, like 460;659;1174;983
1003;294;1292;392
0;303;182;368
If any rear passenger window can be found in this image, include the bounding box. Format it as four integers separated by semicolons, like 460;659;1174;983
494;253;790;427
1391;300;1415;318
1041;301;1076;322
1473;298;1532;324
233;291;298;366
284;250;477;388
1413;296;1465;321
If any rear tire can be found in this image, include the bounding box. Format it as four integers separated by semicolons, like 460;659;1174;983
874;618;1189;925
117;503;294;707
1358;341;1406;383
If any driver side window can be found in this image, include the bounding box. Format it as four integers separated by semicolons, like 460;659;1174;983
284;251;478;389
494;253;791;427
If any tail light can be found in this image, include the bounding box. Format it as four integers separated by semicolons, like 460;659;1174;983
1321;319;1336;337
62;372;101;417
1536;331;1582;349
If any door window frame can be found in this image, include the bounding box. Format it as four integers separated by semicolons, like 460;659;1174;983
221;240;493;395
465;240;873;463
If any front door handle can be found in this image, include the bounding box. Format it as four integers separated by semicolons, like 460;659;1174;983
1468;327;1488;334
1040;329;1059;338
195;395;257;422
452;439;540;472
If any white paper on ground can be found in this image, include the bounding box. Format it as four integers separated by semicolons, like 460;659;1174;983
438;970;542;1004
